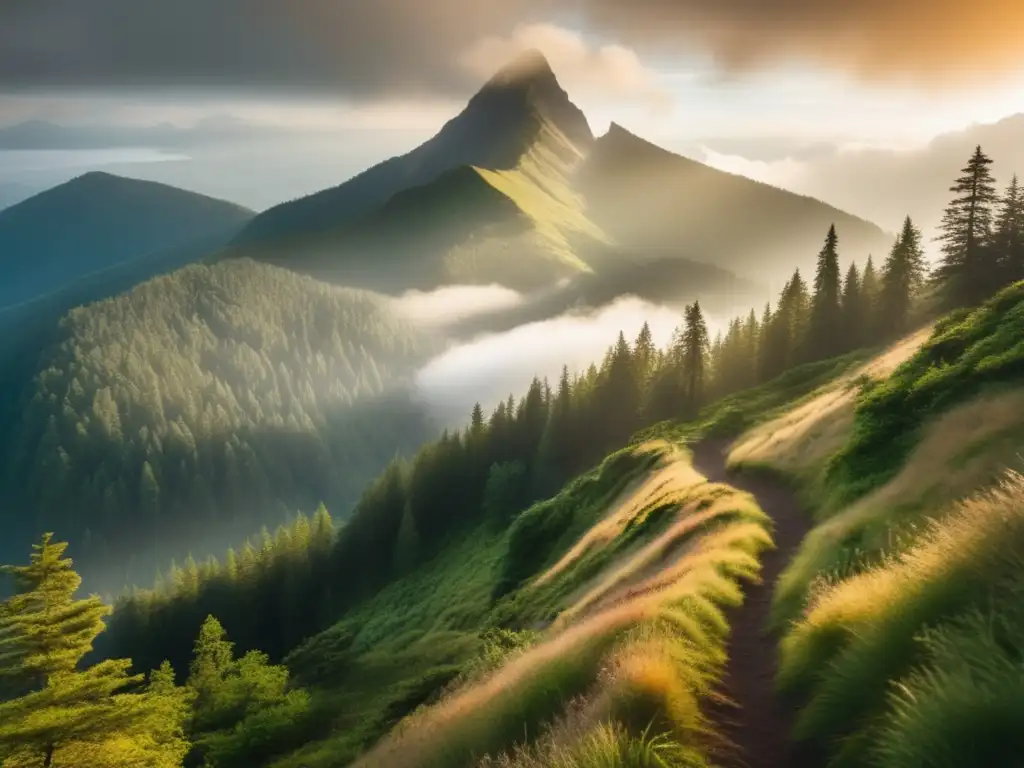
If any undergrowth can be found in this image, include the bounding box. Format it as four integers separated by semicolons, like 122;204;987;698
827;281;1024;506
760;282;1024;766
778;473;1024;767
344;450;770;768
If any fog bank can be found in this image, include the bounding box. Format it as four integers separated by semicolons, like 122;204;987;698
415;295;731;423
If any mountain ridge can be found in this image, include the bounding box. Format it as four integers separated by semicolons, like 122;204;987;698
578;122;893;280
231;52;892;294
0;172;254;308
232;50;592;251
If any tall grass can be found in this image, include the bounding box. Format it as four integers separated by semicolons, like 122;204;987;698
778;472;1024;767
772;388;1024;627
726;325;932;498
351;457;771;768
827;281;1024;506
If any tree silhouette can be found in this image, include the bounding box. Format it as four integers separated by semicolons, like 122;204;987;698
994;174;1024;285
879;216;927;339
935;145;999;307
806;225;843;361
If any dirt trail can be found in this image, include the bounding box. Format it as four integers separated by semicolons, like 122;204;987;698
690;439;823;768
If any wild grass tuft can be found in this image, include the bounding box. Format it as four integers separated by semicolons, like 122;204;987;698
349;451;770;768
778;471;1024;765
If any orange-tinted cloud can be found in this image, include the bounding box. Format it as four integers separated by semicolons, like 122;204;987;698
3;0;1022;94
581;0;1024;85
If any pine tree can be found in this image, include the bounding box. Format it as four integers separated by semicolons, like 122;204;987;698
757;302;773;383
681;302;710;415
598;332;641;448
861;255;881;343
762;268;809;379
184;615;305;766
0;535;188;767
935;145;999;307
994;174;1024;285
633;322;656;386
841;262;864;351
0;535;109;696
805;225;843;362
879;216;927;339
536;366;574;490
470;403;485;436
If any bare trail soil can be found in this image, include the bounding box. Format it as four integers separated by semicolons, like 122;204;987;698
691;439;824;768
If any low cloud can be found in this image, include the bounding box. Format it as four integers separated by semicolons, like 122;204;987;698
698;146;809;189
390;284;525;328
460;24;671;109
414;295;731;422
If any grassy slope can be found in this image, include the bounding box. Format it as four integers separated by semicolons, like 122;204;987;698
726;281;1024;767
271;440;771;768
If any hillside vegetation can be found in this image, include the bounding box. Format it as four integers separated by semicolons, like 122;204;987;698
0;259;438;590
278;441;770;768
726;281;1024;766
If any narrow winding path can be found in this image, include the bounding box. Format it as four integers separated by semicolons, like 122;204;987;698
690;439;823;768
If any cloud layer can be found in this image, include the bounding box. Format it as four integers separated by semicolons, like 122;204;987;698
0;0;536;94
580;0;1024;85
4;0;1023;94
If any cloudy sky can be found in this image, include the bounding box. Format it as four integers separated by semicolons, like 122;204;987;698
2;0;1024;228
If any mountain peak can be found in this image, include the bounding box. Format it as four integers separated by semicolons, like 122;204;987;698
484;49;556;89
465;50;593;151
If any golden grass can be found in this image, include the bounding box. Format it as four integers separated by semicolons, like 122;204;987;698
774;388;1024;626
535;450;700;589
778;471;1024;753
353;453;771;768
727;326;933;479
557;498;768;627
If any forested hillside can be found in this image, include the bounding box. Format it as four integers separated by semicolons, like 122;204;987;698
0;259;439;590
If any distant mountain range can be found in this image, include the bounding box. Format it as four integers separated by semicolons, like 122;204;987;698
0;172;253;308
229;50;892;293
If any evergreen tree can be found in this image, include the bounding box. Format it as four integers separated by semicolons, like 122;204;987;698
0;535;188;767
470;403;485;436
184;615;307;767
841;262;864;351
805;225;843;361
633;322;656;387
935;145;999;307
861;255;881;344
681;302;710;415
598;332;642;448
879;217;927;338
535;366;574;491
757;303;773;383
994;174;1024;285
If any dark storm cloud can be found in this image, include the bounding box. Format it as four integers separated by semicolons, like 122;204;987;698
0;0;548;94
580;0;1024;84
